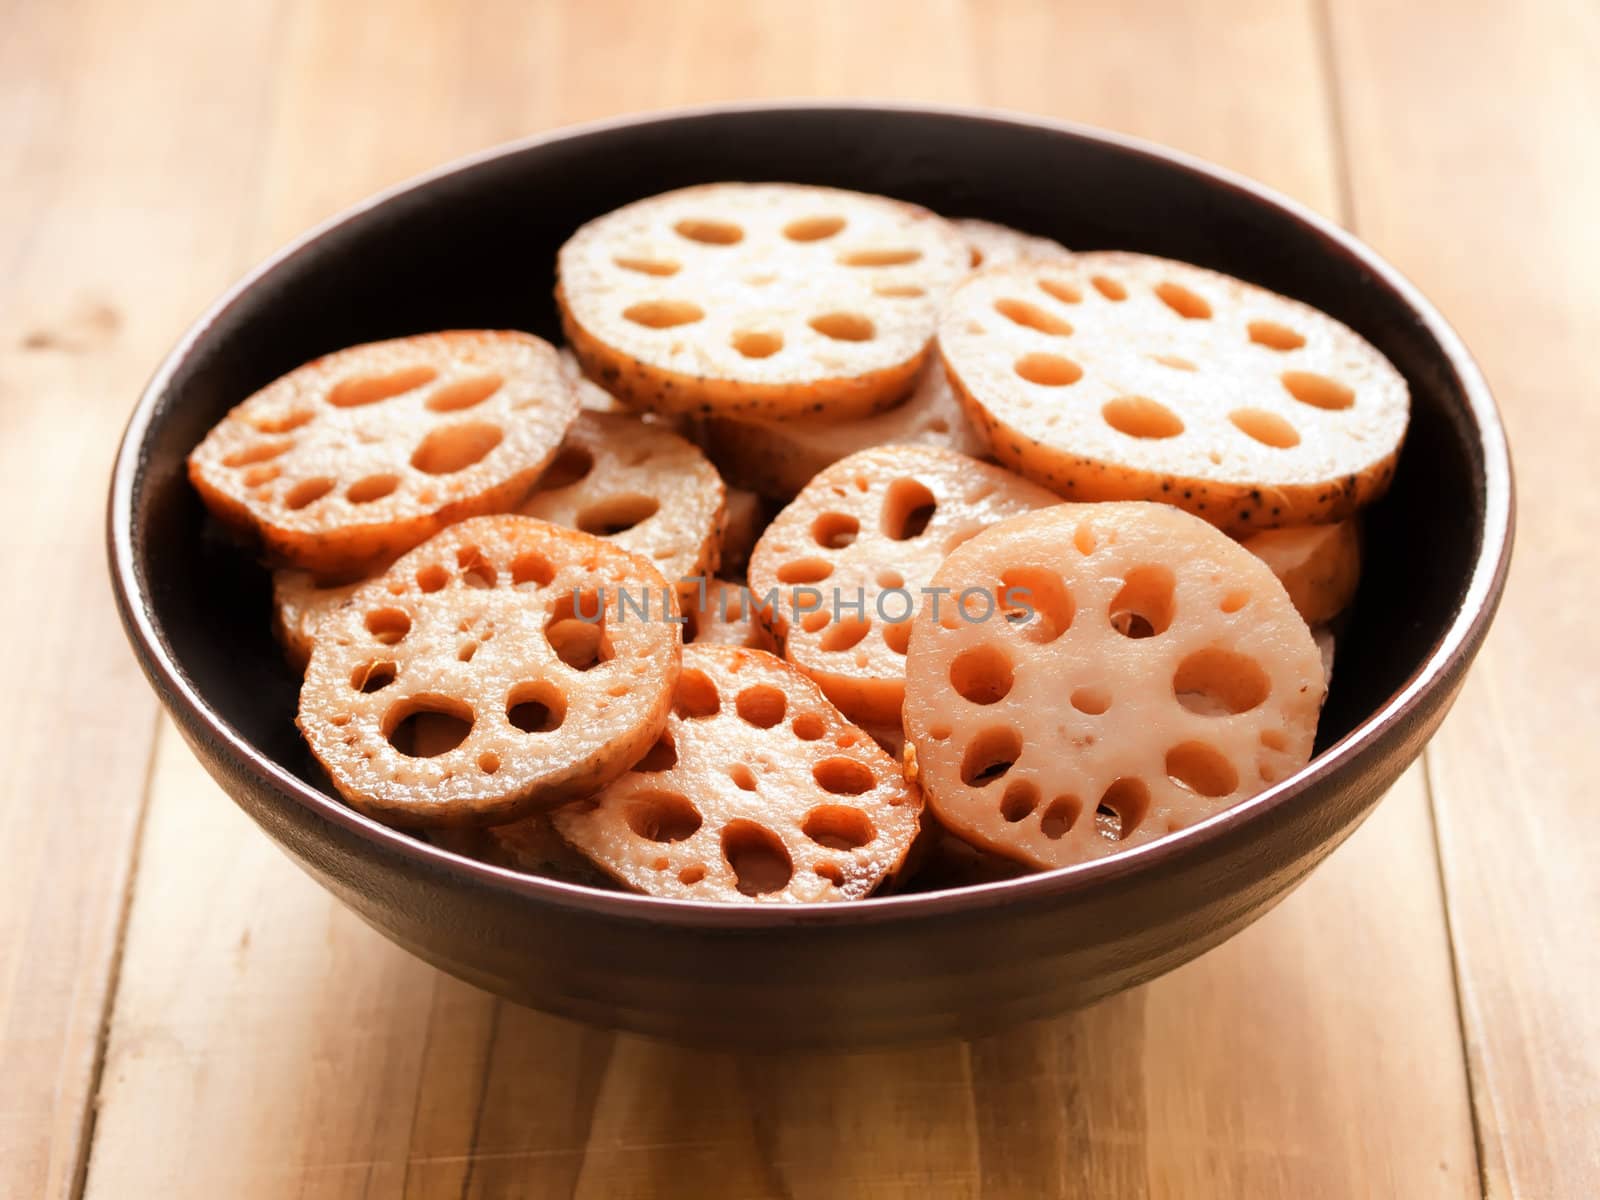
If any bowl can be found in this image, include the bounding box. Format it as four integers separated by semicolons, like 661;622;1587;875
108;102;1513;1048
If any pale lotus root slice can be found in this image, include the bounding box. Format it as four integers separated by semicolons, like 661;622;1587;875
746;445;1059;728
695;359;987;499
188;331;578;576
517;411;725;592
716;487;766;574
558;346;629;414
297;515;681;828
686;579;777;652
550;645;922;902
938;252;1409;534
955;218;1072;269
556;183;971;421
271;568;367;673
902;501;1326;872
1243;519;1361;625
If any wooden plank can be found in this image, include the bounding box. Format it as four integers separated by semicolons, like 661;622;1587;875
1328;0;1600;1193
80;1;1479;1196
0;1;285;1196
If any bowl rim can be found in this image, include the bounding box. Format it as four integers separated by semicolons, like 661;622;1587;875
108;98;1515;930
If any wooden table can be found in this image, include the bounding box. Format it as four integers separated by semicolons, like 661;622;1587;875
2;0;1593;1195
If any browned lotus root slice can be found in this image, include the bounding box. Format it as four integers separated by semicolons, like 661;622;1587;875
939;253;1409;534
903;501;1326;871
271;568;366;673
188;331;578;576
1243;519;1361;625
517;411;725;591
549;645;922;902
686;579;776;652
746;445;1059;727
298;515;681;828
473;813;619;888
695;360;987;499
557;183;971;421
716;487;765;574
955;218;1072;268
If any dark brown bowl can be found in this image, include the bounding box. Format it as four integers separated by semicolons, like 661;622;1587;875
108;102;1513;1048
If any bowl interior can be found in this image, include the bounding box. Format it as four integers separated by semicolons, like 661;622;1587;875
124;106;1490;854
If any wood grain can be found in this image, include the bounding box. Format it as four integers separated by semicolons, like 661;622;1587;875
0;0;284;1196
66;1;1487;1197
1328;0;1600;1194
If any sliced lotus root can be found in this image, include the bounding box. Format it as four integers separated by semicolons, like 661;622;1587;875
903;501;1326;871
746;445;1059;727
686;579;777;652
938;252;1409;534
188;331;578;576
271;568;367;673
695;359;987;499
955;218;1072;269
716;487;766;574
297;515;681;828
517;410;725;592
558;346;628;414
471;813;619;888
1243;519;1361;625
549;645;921;902
556;183;971;421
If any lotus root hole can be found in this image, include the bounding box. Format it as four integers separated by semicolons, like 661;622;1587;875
875;284;925;298
1151;353;1198;371
416;564;450;593
1230;408;1301;449
728;764;759;792
614;255;679;276
426;374;502;413
351;660;397;693
732;330;784;359
1281;370;1355;411
961;727;1022;787
994;297;1073;336
791;712;827;741
1095;778;1151;840
1220;590;1250;614
223;439;292;468
626;791;703;842
477;752;499;775
346;473;401;504
721;821;792;896
1154;281;1213;320
1000;781;1040;823
623;299;705;329
812;512;859;549
809;312;876;342
882;477;937;540
1038;278;1083;305
1000;566;1074;642
636;730;678;771
820;616;871;653
813;757;875;796
328;365;438;408
1248;320;1306;351
285;477;336;510
1166;741;1240;798
1014;352;1083;387
365;607;411;644
882;620;911;655
251;409;313;434
1073;523;1097;555
411;421;503;475
505;679;567;733
678;864;707;885
802;805;876;850
242;464;280;487
777;556;834;584
813;863;845;886
674;218;743;245
949;644;1014;705
1103;396;1184;440
1174;647;1271;715
1261;729;1289;752
456;642;477;663
1040;795;1081;839
673;669;721;718
838;247;921;267
535;445;595;491
735;684;787;729
385;699;473;758
577;493;660;536
1109;566;1176;638
783;215;845;242
543;588;611;670
800;609;830;634
511;551;554;588
1091;275;1127;301
456;545;497;588
1070;686;1111;715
